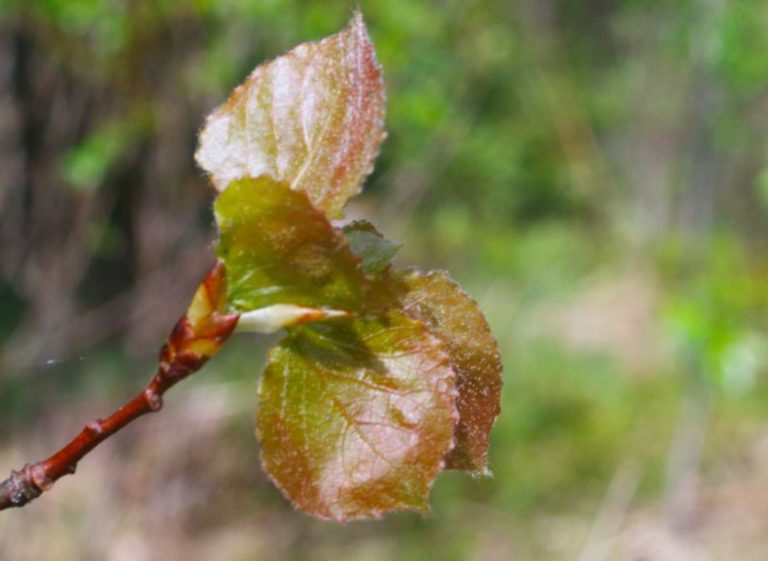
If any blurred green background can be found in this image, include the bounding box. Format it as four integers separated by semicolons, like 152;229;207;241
3;1;768;559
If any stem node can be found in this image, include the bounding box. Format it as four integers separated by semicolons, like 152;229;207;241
144;389;163;412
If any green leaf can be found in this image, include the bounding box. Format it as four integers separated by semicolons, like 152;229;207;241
342;220;402;275
396;270;502;473
196;12;386;218
257;311;458;521
214;176;365;313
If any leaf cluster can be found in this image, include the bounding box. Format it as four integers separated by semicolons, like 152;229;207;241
189;13;501;521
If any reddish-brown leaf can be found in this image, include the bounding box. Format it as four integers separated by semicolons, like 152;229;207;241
196;12;386;218
397;270;502;473
257;312;458;521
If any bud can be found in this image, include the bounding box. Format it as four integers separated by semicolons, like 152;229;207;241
236;304;351;334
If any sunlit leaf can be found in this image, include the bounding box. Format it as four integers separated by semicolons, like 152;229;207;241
214;176;365;313
257;311;458;521
397;270;502;473
196;12;386;218
342;220;401;275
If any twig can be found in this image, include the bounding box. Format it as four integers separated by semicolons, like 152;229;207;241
0;262;239;511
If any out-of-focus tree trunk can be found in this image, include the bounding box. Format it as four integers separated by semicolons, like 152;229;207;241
0;7;214;376
663;0;724;532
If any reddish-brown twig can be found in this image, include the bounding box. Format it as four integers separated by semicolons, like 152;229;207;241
0;262;239;511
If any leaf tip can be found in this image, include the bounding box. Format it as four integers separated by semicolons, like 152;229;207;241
349;8;365;30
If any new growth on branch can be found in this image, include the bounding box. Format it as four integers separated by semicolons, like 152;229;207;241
1;12;501;521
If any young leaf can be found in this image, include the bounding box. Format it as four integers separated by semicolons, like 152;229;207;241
396;270;502;473
342;220;402;275
214;176;365;313
196;12;386;218
339;223;502;473
0;10;504;519
236;304;350;334
257;312;458;521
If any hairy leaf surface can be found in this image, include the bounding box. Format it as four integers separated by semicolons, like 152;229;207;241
215;176;364;312
397;270;502;473
257;311;458;521
196;12;386;218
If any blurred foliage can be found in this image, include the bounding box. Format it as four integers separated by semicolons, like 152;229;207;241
4;0;768;559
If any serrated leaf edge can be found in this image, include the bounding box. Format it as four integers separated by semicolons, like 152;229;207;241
255;313;460;522
399;268;503;475
196;11;386;218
